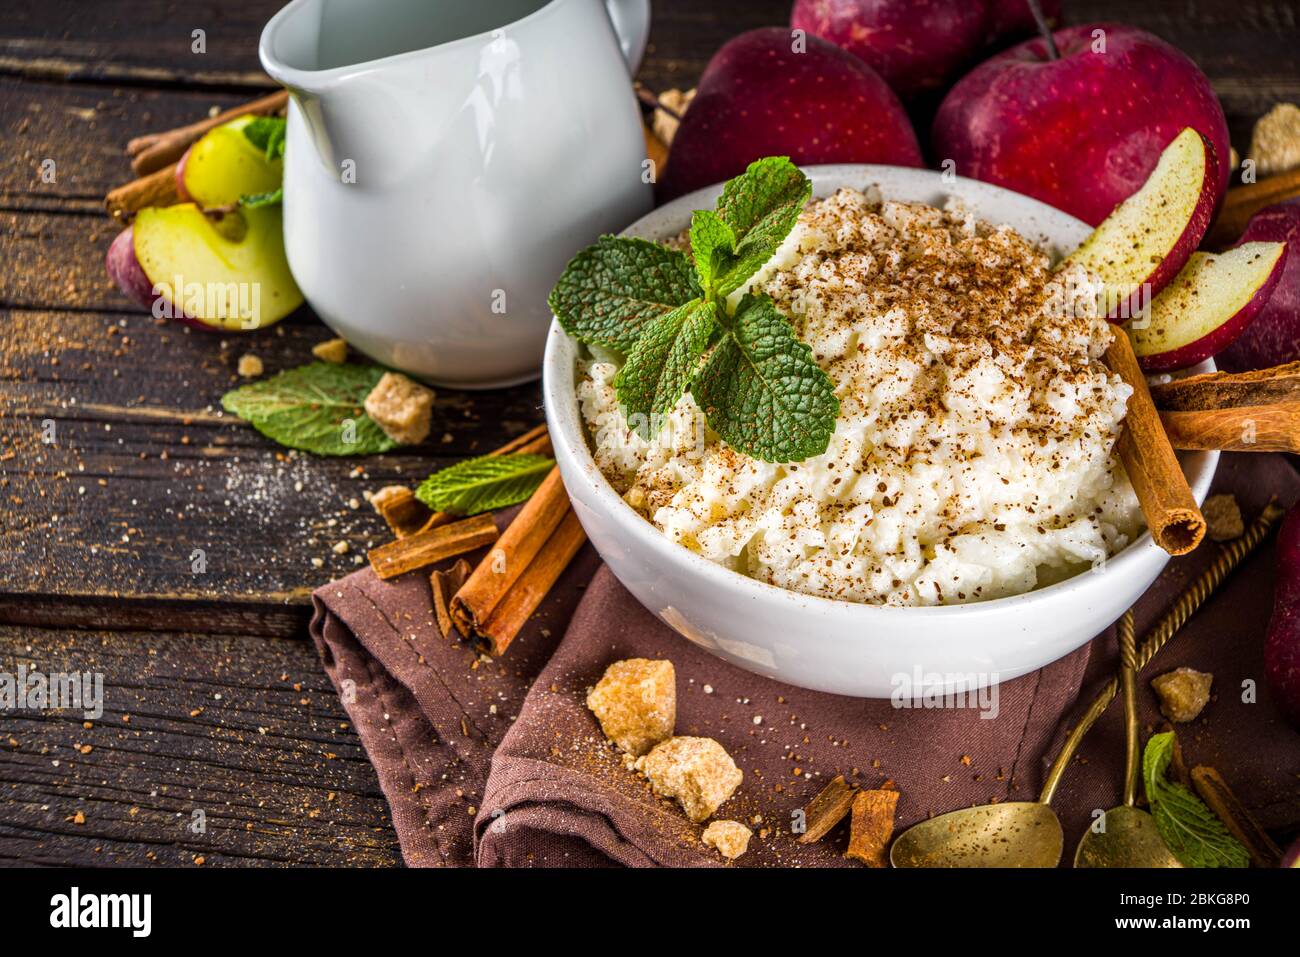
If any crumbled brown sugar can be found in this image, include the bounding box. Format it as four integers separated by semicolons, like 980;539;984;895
1202;494;1244;542
586;658;676;757
1152;667;1213;723
364;372;434;446
635;736;743;823
312;336;349;364
702;819;752;860
1249;103;1300;176
236;353;263;377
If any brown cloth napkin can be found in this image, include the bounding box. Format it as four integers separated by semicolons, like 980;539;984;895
311;454;1300;867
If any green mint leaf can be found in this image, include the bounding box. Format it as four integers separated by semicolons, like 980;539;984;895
1143;732;1249;868
240;186;283;208
242;116;287;162
693;292;838;462
415;453;554;515
614;298;717;439
689;210;736;295
711;156;811;296
221;361;399;456
548;236;700;352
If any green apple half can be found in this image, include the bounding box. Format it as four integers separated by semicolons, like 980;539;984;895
106;204;302;331
1062;127;1219;318
1127;241;1287;371
176;115;283;207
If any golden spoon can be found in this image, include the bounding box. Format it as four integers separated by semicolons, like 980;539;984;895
890;502;1283;868
1074;610;1181;868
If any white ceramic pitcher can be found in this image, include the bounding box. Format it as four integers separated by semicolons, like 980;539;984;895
260;0;653;387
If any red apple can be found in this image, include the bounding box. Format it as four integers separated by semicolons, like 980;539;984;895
984;0;1062;45
1217;200;1300;372
932;23;1231;227
1265;503;1300;731
658;27;922;202
1063;128;1219;317
1127;242;1287;371
789;0;986;99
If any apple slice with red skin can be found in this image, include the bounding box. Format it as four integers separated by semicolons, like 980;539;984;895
1127;242;1287;372
105;204;302;331
1063;127;1219;319
175;115;282;207
1218;199;1300;372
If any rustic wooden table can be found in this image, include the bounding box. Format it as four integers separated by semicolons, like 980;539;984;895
1;0;1296;866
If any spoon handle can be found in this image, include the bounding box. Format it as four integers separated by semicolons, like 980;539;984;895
1038;500;1284;805
1119;610;1139;807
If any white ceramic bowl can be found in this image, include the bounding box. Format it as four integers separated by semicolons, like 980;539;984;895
542;165;1219;698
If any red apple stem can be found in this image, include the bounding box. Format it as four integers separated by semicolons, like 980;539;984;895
1026;0;1060;60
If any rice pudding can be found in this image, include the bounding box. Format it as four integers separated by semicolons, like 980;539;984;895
578;187;1142;606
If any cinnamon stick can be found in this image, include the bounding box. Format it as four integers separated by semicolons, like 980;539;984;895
1105;331;1206;555
844;788;899;868
1151;361;1300;411
413;424;551;536
797;774;858;844
367;513;498;580
450;468;569;638
1190;765;1283;868
430;558;473;640
1204;167;1300;249
129;89;290;175
1161;403;1300;453
105;162;179;220
470;509;587;657
1161;723;1192;789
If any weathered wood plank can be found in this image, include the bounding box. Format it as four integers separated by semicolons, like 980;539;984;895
0;625;402;866
0;306;543;631
0;78;264;206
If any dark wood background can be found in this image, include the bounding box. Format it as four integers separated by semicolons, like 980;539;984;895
1;0;1296;866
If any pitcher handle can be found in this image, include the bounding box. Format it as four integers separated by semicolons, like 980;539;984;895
605;0;650;75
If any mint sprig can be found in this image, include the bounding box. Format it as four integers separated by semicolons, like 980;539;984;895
614;299;716;439
415;453;554;515
221;361;399;456
1143;732;1249;868
694;293;838;461
547;236;700;352
708;155;811;295
550;156;837;462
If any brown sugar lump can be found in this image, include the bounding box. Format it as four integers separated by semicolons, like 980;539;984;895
586;658;676;757
363;372;435;446
1249;103;1300;176
312;337;349;364
635;736;742;823
1151;667;1213;723
1202;494;1244;542
702;820;752;860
